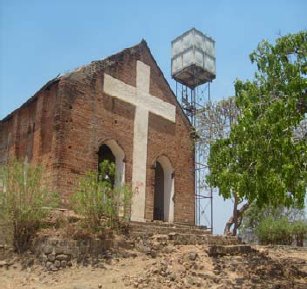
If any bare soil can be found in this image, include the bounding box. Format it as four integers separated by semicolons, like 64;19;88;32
0;245;306;289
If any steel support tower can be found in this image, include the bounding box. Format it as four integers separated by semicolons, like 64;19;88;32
175;82;213;231
171;28;216;232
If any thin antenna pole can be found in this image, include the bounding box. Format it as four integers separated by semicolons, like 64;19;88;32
211;187;213;233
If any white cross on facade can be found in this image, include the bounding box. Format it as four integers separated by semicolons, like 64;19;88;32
104;60;176;221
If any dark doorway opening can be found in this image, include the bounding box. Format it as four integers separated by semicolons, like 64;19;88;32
98;144;115;187
154;161;164;220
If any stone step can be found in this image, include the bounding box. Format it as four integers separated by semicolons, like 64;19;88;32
129;231;239;246
129;221;211;236
169;233;239;246
128;221;240;246
130;227;210;237
130;220;202;229
132;232;239;246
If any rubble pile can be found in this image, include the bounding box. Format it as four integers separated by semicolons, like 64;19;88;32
123;244;307;289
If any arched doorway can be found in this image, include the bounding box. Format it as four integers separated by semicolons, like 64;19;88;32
153;155;174;223
154;161;164;220
97;140;126;216
98;140;125;187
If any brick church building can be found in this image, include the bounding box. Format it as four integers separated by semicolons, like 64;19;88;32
0;41;195;224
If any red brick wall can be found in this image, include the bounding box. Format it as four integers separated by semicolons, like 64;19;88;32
0;82;61;190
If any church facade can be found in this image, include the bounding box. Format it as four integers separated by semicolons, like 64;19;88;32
0;41;195;224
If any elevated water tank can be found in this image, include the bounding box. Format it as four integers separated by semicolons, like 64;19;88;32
171;28;216;88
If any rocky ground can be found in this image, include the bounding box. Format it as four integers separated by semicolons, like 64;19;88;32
0;244;306;289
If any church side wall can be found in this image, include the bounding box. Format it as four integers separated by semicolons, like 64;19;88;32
0;121;9;165
0;83;61;193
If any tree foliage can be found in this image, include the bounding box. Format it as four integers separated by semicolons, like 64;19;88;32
207;31;307;210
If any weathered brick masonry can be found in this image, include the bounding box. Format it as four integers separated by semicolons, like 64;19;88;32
0;41;195;224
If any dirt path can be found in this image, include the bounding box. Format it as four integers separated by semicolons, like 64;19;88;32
1;253;152;289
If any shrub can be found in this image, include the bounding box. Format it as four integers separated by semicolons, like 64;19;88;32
256;217;293;245
240;202;306;245
71;160;132;232
0;160;59;253
291;220;307;246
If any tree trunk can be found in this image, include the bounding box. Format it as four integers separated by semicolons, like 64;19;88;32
232;194;239;236
224;201;249;236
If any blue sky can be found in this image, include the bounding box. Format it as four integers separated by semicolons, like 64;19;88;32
0;0;306;233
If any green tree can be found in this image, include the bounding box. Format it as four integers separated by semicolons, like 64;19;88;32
207;31;307;235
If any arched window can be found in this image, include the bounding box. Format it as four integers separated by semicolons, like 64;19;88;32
98;144;116;187
97;140;125;188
